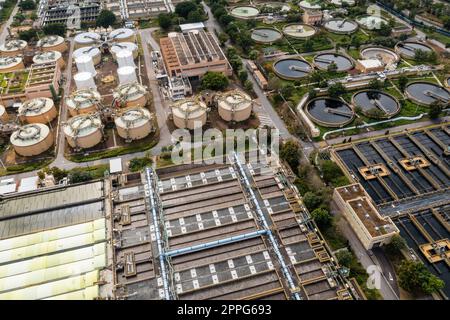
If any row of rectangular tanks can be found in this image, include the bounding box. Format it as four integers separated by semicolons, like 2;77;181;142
171;89;254;130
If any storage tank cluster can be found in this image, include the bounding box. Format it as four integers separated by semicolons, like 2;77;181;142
0;56;25;73
73;46;102;65
171;98;208;130
0;40;27;57
215;89;253;122
33;51;65;69
10;123;54;157
63;113;104;150
113;82;147;108
114;107;153;142
109;28;136;43
74;32;101;49
18;98;58;124
36;35;67;53
65;88;103;116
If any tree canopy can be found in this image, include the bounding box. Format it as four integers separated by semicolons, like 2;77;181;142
200;71;229;91
96;10;116;28
175;1;198;18
398;260;444;294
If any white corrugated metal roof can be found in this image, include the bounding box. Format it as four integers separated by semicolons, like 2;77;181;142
109;158;122;173
18;176;39;193
179;22;205;32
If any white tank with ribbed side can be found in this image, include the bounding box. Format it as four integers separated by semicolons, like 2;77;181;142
116;49;135;68
117;66;137;85
110;42;138;60
73;46;101;65
74;72;96;90
75;55;96;76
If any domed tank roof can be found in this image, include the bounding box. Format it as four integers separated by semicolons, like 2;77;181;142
115;107;152;129
32;51;62;64
0;56;23;68
216;90;252;112
113;82;147;101
37;35;64;48
66;88;102;112
172;98;207;120
0;39;27;52
109;28;136;41
111;42;138;55
63;114;102;138
19;98;54;117
10;123;50;147
73;46;101;59
74;32;101;45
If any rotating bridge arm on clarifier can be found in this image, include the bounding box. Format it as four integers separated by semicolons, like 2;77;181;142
372;99;389;114
325;107;353;117
424;90;449;103
338;19;347;28
289;65;308;72
253;30;269;38
315;57;333;64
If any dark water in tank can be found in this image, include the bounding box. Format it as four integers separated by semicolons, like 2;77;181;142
307;98;353;125
324;19;358;33
353;91;399;115
398;42;432;57
314;53;353;71
274;59;312;78
405;82;450;105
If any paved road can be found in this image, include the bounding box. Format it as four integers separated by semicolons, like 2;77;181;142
0;3;19;44
372;247;400;297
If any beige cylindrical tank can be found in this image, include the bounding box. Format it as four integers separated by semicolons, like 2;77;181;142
0;105;8;122
64;114;103;150
109;28;136;43
113;82;147;108
216;89;253;122
10;123;54;157
171;98;208;130
37;35;67;53
111;42;138;60
73;46;102;65
32;51;65;69
74;32;101;49
0;56;25;73
115;107;153;141
0;40;27;57
18;97;58;124
65;88;102;116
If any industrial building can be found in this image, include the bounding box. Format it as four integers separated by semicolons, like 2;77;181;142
41;0;101;27
105;0;170;20
333;183;399;250
160;30;232;79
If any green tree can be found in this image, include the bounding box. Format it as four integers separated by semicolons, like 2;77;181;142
386;235;407;253
398;260;444;294
302;39;314;52
158;13;172;30
244;79;253;92
218;32;229;45
200;71;229;90
336;250;353;268
238;69;248;83
249;50;259;61
69;171;92;183
280;83;295;99
279;139;302;172
321;160;344;185
303;192;323;211
368;79;383;90
311;207;332;229
96;10;116;28
187;9;204;23
18;28;38;41
19;0;36;10
428;102;442;119
327;62;338;73
42;23;67;37
175;1;198;18
398;76;408;91
328;83;346;98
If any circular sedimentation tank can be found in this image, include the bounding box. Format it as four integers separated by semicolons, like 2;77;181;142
313;53;353;71
33;51;65;69
113;82;147;108
282;23;316;39
64;114;103;149
73;46;102;65
263;2;291;11
273;58;312;80
299;0;322;10
109;28;136;43
0;40;27;56
74;32;101;49
230;6;260;19
306;98;355;127
360;46;400;67
171;98;208;130
216;89;253;122
0;105;8;122
251;28;283;44
323;18;358;34
0;56;24;73
405;82;450;106
65;88;102;116
111;42;138;60
356;15;388;30
36;35;67;53
114;107;153;141
330;0;355;6
18;97;58;124
10;123;54;156
352;90;400;119
395;41;434;60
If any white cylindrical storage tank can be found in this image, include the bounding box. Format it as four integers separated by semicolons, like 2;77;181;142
73;46;101;65
216;90;253;122
117;66;137;85
33;51;65;69
65;88;102;116
109;28;136;43
114;107;153;141
0;40;27;57
64;114;103;149
116;49;135;68
74;32;101;49
0;105;8;122
36;35;67;53
10;123;54;156
74;72;96;90
111;42;138;60
75;55;96;76
18;97;58;124
113;82;147;108
0;56;24;73
171;98;208;130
